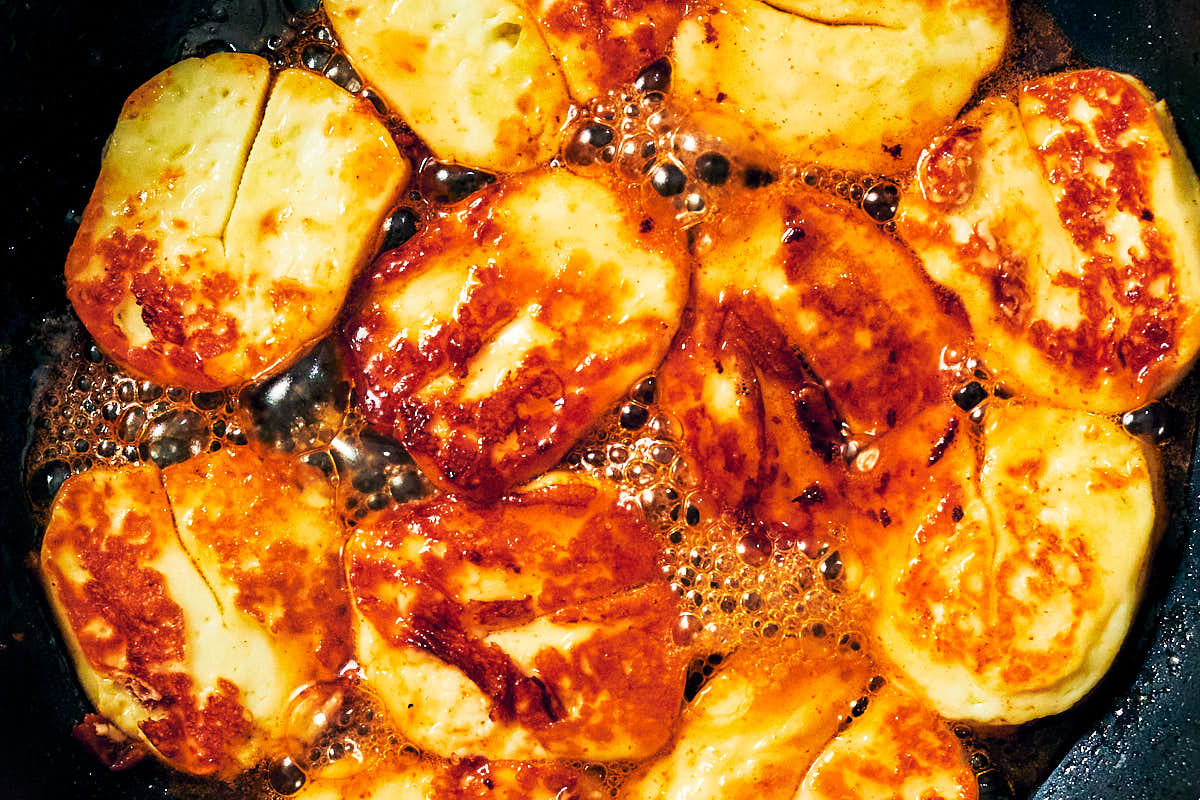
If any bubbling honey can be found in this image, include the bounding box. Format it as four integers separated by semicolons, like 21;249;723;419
566;379;855;655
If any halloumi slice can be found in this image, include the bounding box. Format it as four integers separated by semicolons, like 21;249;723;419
66;54;408;390
670;0;1009;172
695;183;970;436
656;305;765;510
39;449;352;776
346;472;688;761
326;0;572;172
853;402;1161;724
622;639;871;800
343;169;689;499
796;683;978;800
898;69;1200;413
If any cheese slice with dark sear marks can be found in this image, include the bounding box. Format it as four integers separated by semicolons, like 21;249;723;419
39;449;353;776
658;297;851;553
161;447;353;693
848;401;1161;724
656;304;765;511
343;169;689;500
693;184;971;438
346;472;688;761
66;54;408;390
898;69;1200;413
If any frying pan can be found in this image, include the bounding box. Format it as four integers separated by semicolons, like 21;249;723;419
2;1;1198;798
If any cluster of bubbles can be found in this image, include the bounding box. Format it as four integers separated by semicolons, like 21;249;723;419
24;323;431;525
561;59;730;227
264;14;364;97
238;338;433;522
24;324;243;519
264;677;402;796
567;376;853;655
560;59;905;230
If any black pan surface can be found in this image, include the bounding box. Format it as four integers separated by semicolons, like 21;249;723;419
1;1;1198;797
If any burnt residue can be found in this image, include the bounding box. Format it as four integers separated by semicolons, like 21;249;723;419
927;416;960;466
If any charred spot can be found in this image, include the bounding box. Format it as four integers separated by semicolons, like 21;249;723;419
927;417;960;466
72;714;147;771
405;603;564;727
792;483;827;506
792;383;844;463
782;227;806;245
990;257;1030;322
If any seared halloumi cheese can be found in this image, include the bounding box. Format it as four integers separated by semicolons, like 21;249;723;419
694;184;970;436
343;169;689;499
528;0;684;101
670;0;1009;172
346;472;688;761
898;69;1200;413
39;449;352;775
65;54;408;391
622;639;871;800
797;683;978;800
296;755;604;800
326;0;571;172
657;300;850;546
852;402;1160;724
750;359;850;548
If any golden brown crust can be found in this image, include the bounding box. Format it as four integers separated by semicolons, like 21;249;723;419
799;685;979;800
160;448;354;679
699;185;971;436
535;0;687;99
343;169;689;499
656;304;765;509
